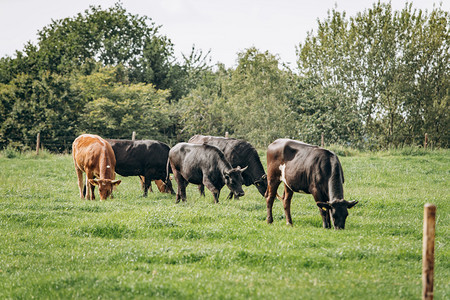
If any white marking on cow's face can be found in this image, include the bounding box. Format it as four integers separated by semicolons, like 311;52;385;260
106;165;110;168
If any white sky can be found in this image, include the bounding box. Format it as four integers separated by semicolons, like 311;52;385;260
0;0;447;68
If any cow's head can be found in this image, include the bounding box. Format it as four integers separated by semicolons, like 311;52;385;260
253;174;268;197
89;179;121;200
224;166;248;198
316;200;358;229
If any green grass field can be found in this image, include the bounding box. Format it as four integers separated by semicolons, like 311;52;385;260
0;149;448;299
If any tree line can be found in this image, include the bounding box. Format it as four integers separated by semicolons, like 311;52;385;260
0;1;448;152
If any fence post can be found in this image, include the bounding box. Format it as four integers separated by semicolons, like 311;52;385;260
321;133;324;147
422;203;436;300
132;131;136;141
424;133;428;149
225;132;229;138
36;132;40;155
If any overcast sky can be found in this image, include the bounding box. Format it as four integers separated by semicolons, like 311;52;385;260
0;0;447;68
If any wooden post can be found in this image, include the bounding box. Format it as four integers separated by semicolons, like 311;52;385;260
132;131;136;141
225;132;229;138
422;203;436;300
36;132;40;155
321;133;324;147
424;133;428;149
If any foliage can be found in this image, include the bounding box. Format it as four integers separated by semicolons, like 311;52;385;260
290;76;364;147
179;48;298;147
0;72;81;151
75;65;175;141
0;2;448;151
297;1;449;148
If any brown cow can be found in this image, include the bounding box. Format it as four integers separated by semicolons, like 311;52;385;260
265;139;357;229
72;134;121;200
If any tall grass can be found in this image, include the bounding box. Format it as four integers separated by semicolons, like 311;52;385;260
0;150;448;299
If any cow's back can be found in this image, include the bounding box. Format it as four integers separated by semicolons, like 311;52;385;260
170;143;228;177
189;135;244;164
108;139;170;177
267;138;341;194
73;134;116;173
189;135;265;186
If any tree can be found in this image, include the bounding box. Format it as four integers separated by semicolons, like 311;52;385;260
76;66;175;143
290;77;363;146
297;1;449;147
178;48;298;147
0;2;212;151
0;72;82;151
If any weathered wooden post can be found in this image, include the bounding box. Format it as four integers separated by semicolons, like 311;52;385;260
132;131;136;141
424;133;428;149
321;133;324;147
225;131;229;138
36;132;40;155
422;203;436;300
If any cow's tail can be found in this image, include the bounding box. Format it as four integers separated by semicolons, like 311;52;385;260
165;159;170;183
165;158;173;192
329;155;345;200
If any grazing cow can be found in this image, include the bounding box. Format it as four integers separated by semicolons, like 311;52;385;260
188;135;267;199
168;143;247;203
72;134;121;200
265;138;358;229
106;139;174;197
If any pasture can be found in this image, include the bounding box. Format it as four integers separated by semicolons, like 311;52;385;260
0;149;448;299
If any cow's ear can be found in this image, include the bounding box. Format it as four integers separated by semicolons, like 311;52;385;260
112;180;121;186
346;200;358;209
316;202;331;210
89;179;99;186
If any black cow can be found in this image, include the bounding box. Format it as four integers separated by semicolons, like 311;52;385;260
168;143;247;203
107;139;174;197
265;138;358;229
188;135;267;199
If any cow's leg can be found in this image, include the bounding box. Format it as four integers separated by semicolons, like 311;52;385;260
172;168;187;203
85;169;94;200
213;191;220;204
319;207;331;229
143;176;152;197
198;184;205;197
203;178;220;204
226;191;234;200
75;167;85;199
179;178;188;202
311;188;331;228
266;178;281;224
163;178;175;195
90;179;96;200
283;186;294;225
89;178;96;200
140;176;153;195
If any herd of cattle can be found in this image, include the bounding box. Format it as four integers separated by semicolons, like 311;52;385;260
72;134;358;229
